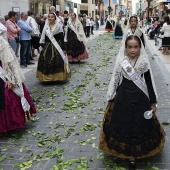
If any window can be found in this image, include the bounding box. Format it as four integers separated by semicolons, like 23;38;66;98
81;0;88;3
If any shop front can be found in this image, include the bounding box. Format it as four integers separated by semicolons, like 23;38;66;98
28;0;53;17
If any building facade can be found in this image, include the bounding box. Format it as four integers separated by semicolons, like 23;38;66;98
80;0;97;18
0;0;81;18
143;0;170;20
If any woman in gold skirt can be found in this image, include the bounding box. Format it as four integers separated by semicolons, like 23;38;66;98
37;13;71;82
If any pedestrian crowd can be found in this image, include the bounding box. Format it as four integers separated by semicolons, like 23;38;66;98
0;7;167;170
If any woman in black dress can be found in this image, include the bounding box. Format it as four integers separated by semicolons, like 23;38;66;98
99;35;165;169
37;13;71;82
64;12;88;62
113;18;123;39
123;15;145;47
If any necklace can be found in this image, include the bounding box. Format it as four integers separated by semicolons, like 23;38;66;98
49;23;55;30
131;28;136;34
128;56;138;67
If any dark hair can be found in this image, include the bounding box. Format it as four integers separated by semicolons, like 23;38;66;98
8;11;17;18
27;11;34;16
64;10;68;14
4;15;9;21
129;16;138;22
164;16;170;25
48;13;56;20
125;35;141;48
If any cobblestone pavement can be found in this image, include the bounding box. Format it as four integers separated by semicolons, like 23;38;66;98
0;32;170;170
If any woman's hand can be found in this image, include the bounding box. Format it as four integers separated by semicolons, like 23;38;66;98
5;81;14;90
151;104;157;114
63;50;67;55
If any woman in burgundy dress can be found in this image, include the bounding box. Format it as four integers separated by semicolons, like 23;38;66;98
0;36;36;133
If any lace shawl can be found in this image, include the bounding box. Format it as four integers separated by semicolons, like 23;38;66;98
0;36;25;85
107;37;157;101
64;15;86;43
40;18;63;44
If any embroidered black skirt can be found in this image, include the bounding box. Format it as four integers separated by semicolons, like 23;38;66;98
99;77;165;159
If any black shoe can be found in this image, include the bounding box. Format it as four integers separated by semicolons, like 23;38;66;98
20;65;26;68
27;62;35;65
128;159;136;170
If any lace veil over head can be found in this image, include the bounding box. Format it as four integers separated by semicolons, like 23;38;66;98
64;12;86;43
107;35;157;101
123;15;143;42
0;36;25;85
39;13;63;44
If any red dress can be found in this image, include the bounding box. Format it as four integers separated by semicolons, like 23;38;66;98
0;67;36;133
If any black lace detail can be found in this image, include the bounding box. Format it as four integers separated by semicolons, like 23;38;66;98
103;77;164;157
37;33;65;75
66;28;85;58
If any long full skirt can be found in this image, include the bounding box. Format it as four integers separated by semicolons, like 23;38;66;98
0;83;36;133
99;78;165;159
36;42;71;82
105;20;113;32
66;31;88;61
113;25;123;39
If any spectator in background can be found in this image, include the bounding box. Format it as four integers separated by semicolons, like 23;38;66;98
0;16;7;40
27;11;41;58
78;14;83;24
160;15;170;55
86;16;91;37
90;17;94;35
82;14;87;35
38;14;48;34
4;15;9;21
101;17;104;25
57;10;64;29
50;6;56;13
95;15;100;30
0;16;6;25
6;11;21;56
17;12;33;68
63;10;69;36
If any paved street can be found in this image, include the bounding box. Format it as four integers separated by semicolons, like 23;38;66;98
0;29;170;170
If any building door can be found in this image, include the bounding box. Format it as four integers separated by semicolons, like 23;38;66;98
80;10;88;15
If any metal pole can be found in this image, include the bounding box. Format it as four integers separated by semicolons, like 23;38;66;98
147;0;150;23
53;0;56;7
109;0;110;15
140;0;141;20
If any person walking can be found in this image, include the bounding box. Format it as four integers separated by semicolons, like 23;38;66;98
95;15;99;30
6;11;21;56
99;35;165;169
105;15;113;32
123;15;145;47
17;12;33;68
64;12;88;62
113;17;123;39
27;11;41;58
86;16;91;37
160;15;170;55
90;18;94;35
82;14;87;35
37;13;71;82
0;35;36;133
